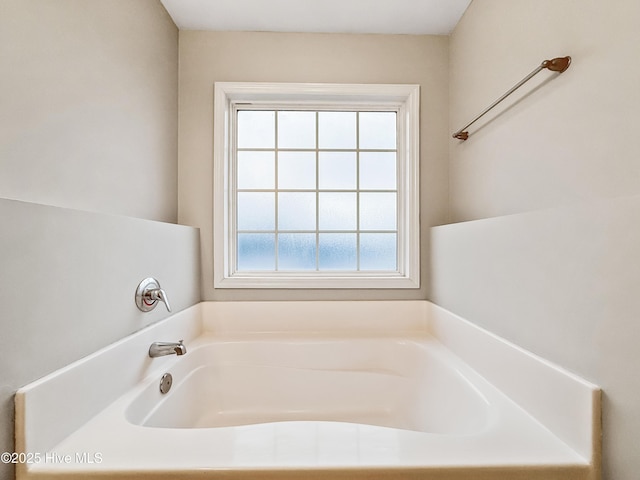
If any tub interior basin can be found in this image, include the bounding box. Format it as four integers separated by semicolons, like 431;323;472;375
126;338;491;435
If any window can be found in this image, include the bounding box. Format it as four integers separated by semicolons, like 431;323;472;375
214;82;420;289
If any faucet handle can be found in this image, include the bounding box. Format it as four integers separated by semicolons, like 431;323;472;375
150;288;172;312
135;278;172;313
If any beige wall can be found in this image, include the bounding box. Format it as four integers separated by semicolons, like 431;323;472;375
439;1;640;478
178;31;449;300
449;0;640;221
0;0;179;222
0;3;187;479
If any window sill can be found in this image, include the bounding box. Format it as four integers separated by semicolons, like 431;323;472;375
214;273;420;289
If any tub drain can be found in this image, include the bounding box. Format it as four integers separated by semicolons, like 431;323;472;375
159;373;172;394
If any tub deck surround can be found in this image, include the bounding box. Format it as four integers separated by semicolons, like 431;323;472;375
15;301;601;480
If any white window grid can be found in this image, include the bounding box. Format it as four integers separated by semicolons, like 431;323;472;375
213;82;420;289
234;107;399;272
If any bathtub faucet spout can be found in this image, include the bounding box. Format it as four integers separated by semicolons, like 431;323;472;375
149;340;186;358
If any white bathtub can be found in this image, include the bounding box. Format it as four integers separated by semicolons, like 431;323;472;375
127;336;492;435
15;301;600;480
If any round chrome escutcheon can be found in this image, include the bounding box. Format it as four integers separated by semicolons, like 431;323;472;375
159;373;172;394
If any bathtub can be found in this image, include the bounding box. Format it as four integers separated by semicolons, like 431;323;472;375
15;301;600;480
127;335;494;435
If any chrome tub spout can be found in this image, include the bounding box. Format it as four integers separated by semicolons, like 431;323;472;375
149;340;186;358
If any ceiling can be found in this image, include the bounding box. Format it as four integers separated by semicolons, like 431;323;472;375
160;0;472;36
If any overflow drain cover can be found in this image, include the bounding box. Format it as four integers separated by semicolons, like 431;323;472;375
160;373;172;394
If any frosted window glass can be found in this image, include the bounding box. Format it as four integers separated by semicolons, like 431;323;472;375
318;152;356;189
360;233;397;270
278;192;316;231
237;151;275;189
233;108;404;276
237;111;275;148
359;112;396;150
360;152;396;190
318;112;356;149
278;152;316;189
237;234;275;270
278;234;316;270
319;234;357;270
278;111;316;149
237;192;274;230
360;193;396;230
319;193;357;230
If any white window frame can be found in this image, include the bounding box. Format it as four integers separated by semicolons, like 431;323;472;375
213;82;420;289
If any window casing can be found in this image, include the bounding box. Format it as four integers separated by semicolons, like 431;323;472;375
213;82;420;289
